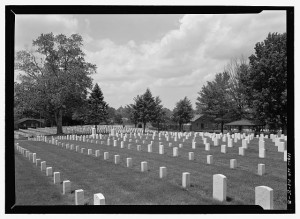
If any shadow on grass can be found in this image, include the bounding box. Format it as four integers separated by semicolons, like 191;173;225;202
226;196;233;202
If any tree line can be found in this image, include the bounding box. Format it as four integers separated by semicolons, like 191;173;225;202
14;32;287;134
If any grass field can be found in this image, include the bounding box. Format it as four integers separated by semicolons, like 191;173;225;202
15;133;287;208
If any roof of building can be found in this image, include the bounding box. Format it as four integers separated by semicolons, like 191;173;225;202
15;118;45;124
225;119;264;126
190;114;204;122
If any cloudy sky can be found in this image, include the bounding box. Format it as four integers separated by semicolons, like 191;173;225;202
15;11;286;110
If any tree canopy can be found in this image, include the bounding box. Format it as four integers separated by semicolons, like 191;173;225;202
243;32;287;133
15;33;96;134
172;97;194;131
86;83;108;127
134;88;157;133
196;72;234;132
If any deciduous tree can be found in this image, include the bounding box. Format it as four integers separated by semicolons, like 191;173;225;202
196;72;234;133
15;33;95;134
244;32;287;133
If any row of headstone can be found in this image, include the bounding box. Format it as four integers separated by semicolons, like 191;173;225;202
15;142;107;205
181;172;273;209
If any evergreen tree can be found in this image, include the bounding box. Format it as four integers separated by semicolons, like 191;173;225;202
172;97;194;131
86;83;108;132
125;104;139;127
134;88;156;133
152;96;165;133
196;72;234;133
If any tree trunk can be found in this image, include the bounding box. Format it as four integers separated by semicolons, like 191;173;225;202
55;108;63;134
157;122;160;133
281;119;287;135
179;123;182;132
94;122;98;134
143;122;146;134
221;121;224;133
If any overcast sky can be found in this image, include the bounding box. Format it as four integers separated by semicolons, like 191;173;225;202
15;12;286;110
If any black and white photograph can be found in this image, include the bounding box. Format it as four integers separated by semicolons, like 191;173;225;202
4;2;295;215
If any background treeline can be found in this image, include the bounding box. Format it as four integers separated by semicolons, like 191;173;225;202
14;32;287;134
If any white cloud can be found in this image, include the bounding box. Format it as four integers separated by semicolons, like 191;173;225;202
15;15;79;51
15;12;286;109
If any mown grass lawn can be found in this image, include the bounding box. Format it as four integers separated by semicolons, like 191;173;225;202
15;149;72;205
15;133;287;208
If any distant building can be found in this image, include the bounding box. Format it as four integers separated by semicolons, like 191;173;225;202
225;119;265;133
190;114;216;131
14;118;44;130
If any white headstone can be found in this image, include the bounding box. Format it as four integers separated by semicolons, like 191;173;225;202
192;142;196;149
205;143;210;151
63;180;71;194
255;186;273;209
230;159;237;169
126;158;132;168
141;161;148;172
182;172;190;188
148;144;152;152
213;174;227;202
188;152;194;160
53;172;60;184
259;148;266;158
278;142;286;152
36;158;41;166
242;139;248;149
239;147;245;156
221;145;227;153
173;147;178;157
104;152;109;160
75;189;84;205
207;155;213;164
258;164;265;176
159;167;167;178
94;193;105;205
284;150;287;162
46;167;53;176
114;155;120;164
41;161;46;171
32;153;36;163
88;149;92;155
159;145;164;155
95;150;100;157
